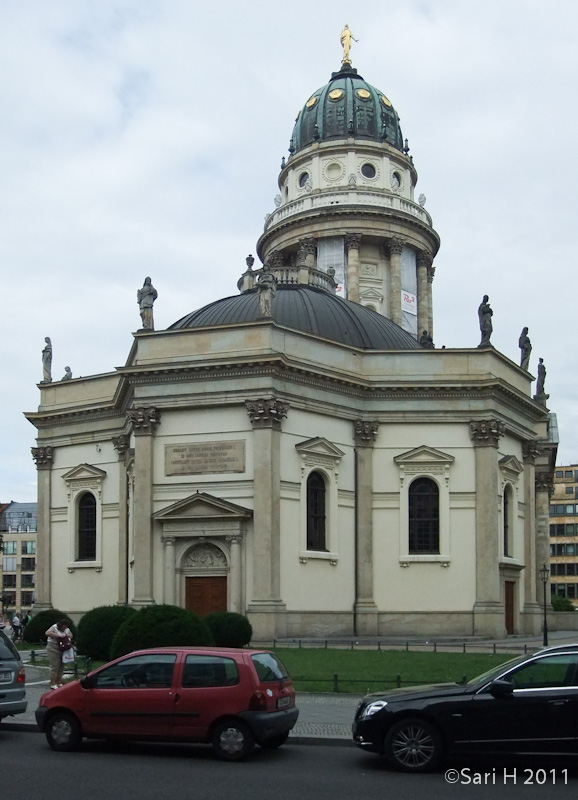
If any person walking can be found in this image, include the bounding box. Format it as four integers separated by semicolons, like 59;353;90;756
45;619;73;689
11;613;22;642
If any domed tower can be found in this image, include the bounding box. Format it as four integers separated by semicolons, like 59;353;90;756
241;40;440;340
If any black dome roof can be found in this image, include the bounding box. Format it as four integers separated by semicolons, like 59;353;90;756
169;285;421;351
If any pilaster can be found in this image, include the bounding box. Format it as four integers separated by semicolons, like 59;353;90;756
113;434;131;605
353;420;379;635
535;470;553;608
417;251;432;338
31;446;54;611
345;234;361;303
521;440;542;632
387;237;404;325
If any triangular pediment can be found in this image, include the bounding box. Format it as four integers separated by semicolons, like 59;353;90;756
359;287;384;301
295;438;345;459
62;463;107;482
153;492;252;521
394;445;454;465
499;455;524;474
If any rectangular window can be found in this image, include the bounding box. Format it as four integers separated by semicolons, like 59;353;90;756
20;592;34;606
1;591;16;605
2;574;17;589
555;470;564;478
566;487;574;494
21;541;36;555
566;524;576;535
20;574;35;588
568;584;577;599
2;557;16;572
567;563;577;576
566;505;575;515
565;471;573;478
3;541;17;555
566;543;576;556
21;557;35;571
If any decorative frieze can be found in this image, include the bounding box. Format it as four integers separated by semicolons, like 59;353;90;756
246;398;289;430
353;420;379;447
31;446;54;468
469;420;506;447
126;407;161;435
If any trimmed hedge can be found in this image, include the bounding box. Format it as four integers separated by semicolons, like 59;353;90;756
76;605;138;660
110;604;213;660
204;612;252;648
22;609;77;644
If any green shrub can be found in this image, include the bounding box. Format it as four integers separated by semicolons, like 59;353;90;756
76;605;138;660
110;604;214;660
551;594;576;612
204;612;252;648
22;609;77;644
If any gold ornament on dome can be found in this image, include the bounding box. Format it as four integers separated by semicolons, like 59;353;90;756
306;96;318;109
329;88;344;101
357;89;371;100
381;94;392;107
340;24;358;65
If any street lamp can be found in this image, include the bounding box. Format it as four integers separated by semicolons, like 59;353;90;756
540;563;550;647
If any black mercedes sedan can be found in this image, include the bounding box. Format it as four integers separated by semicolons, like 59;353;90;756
352;644;578;772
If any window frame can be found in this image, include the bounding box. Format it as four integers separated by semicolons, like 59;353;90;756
408;477;440;555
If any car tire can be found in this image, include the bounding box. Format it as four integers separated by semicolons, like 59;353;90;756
259;732;289;749
212;720;255;762
384;717;442;773
45;712;82;752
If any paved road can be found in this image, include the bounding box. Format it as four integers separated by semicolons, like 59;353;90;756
2;729;577;800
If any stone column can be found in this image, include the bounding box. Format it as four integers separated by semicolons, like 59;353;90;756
112;434;130;605
303;238;317;271
535;470;553;612
227;534;243;613
353;420;379;635
245;398;289;639
521;440;541;632
127;407;160;606
417;252;432;338
162;536;176;605
427;263;436;337
31;447;54;611
470;420;506;636
345;234;361;303
387;237;404;325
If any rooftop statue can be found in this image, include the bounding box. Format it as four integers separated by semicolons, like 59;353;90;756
137;277;158;331
519;327;532;371
534;357;549;405
61;366;73;381
257;265;277;318
419;330;435;349
477;295;493;348
41;337;52;383
340;24;358;65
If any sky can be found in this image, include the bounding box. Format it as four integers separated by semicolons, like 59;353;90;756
1;0;577;502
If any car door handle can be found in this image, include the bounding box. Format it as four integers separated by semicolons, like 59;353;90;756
548;699;569;706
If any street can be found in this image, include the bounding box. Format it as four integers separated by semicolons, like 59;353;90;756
3;729;578;800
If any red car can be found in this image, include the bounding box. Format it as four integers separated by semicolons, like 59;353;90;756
35;646;298;761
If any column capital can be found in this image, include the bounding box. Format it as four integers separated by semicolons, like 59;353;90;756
300;237;317;256
112;434;131;459
354;420;379;447
417;251;433;269
469;419;506;447
31;446;54;468
161;536;177;546
535;471;553;494
127;407;161;435
269;251;284;269
522;439;542;463
246;398;289;430
226;534;244;545
386;236;404;255
427;264;436;283
345;234;362;251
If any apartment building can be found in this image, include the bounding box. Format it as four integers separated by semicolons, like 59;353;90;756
0;501;37;615
550;465;578;605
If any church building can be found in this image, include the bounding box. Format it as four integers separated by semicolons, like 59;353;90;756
26;42;557;640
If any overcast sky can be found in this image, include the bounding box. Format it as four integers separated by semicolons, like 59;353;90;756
2;0;577;503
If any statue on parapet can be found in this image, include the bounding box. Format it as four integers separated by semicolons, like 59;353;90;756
61;366;73;381
137;277;158;331
519;327;532;370
534;357;549;405
41;337;52;383
257;265;277;318
419;330;435;349
477;295;493;348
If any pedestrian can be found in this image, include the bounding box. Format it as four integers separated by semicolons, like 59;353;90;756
11;613;22;642
45;619;73;689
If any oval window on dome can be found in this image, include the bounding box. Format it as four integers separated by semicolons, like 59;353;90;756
306;96;318;109
380;94;392;107
298;171;310;188
328;89;343;101
357;89;371;100
361;163;377;179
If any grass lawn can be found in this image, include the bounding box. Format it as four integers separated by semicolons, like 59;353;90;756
273;647;515;693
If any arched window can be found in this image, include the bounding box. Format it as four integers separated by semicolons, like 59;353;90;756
307;472;327;551
408;478;439;554
503;484;513;557
78;493;97;561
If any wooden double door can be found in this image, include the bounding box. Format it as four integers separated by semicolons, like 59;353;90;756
185;576;227;616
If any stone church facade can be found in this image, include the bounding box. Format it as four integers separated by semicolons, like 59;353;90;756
27;52;556;641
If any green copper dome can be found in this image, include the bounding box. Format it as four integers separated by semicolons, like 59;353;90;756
289;64;405;155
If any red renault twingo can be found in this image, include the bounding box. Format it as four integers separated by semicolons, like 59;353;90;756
36;647;298;761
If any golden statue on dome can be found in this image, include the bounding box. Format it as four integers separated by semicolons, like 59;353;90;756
340;24;358;65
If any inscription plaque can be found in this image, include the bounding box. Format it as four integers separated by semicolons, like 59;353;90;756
165;441;246;476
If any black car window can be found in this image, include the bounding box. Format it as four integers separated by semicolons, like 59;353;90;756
508;654;578;689
94;654;176;689
181;655;239;688
0;631;18;660
251;652;289;682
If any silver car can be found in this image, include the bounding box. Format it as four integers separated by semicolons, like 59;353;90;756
0;629;27;723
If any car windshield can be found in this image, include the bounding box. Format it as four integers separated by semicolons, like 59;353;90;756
465;652;536;689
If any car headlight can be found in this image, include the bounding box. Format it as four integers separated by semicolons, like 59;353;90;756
359;700;388;719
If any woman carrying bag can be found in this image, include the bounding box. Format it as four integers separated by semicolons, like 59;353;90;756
45;619;73;689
